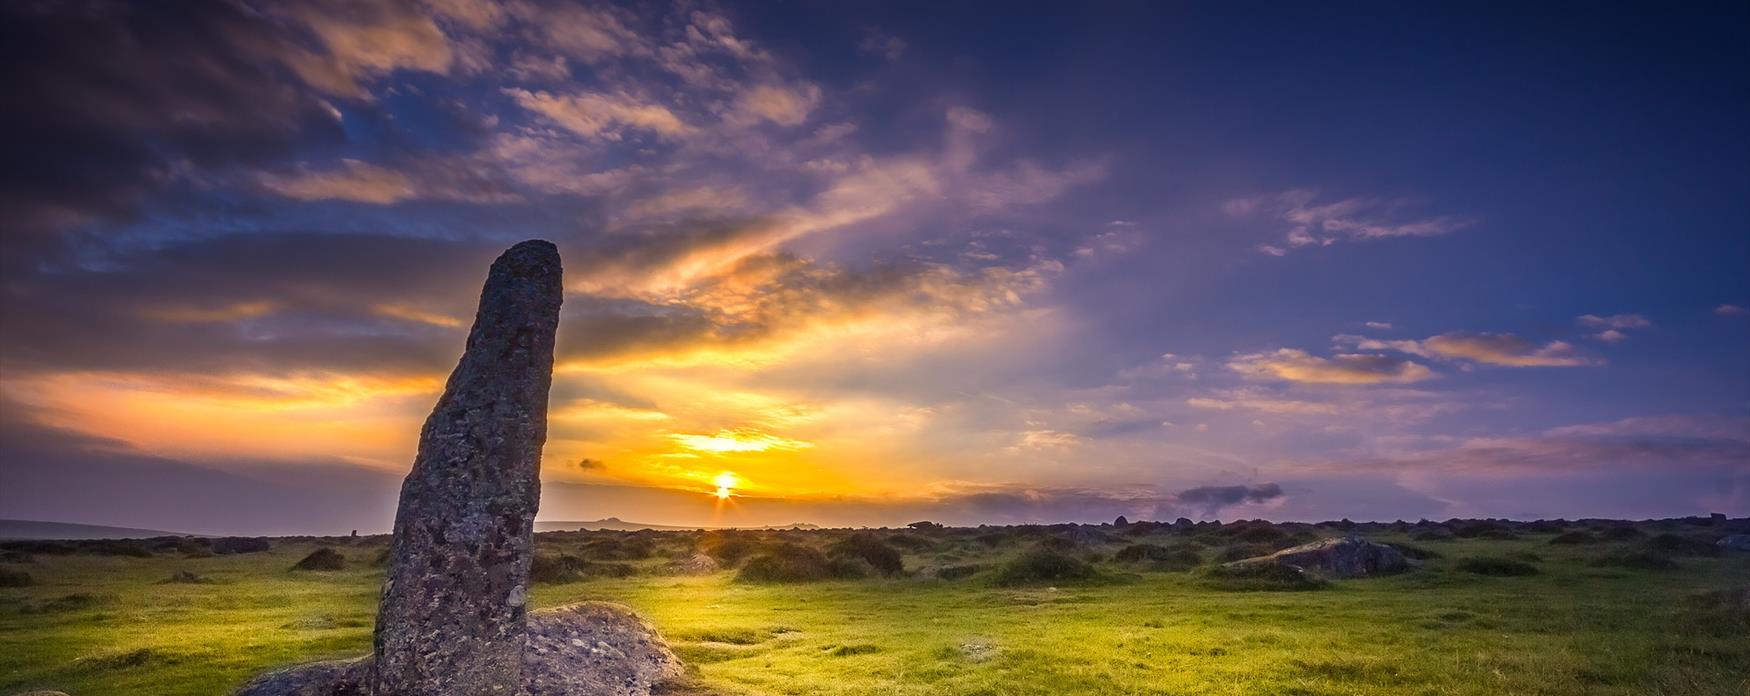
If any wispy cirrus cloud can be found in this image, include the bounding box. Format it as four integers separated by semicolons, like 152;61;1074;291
1576;313;1650;343
1337;332;1599;368
1228;348;1435;385
1226;188;1473;256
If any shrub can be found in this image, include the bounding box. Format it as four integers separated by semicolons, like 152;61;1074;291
829;533;904;576
1548;531;1599;545
212;537;272;555
1232;526;1287;545
702;536;760;566
1453;522;1515;539
1113;544;1202;571
1591;551;1678;571
885;533;935;551
1643;533;1720;557
580;536;655;561
934;564;985;580
1035;536;1076;552
1391;542;1442;560
0;568;32;587
993;548;1096;586
1215;544;1275;563
1199;562;1325;592
290;548;345;571
1676;586;1750;636
1457;557;1538;577
737;544;836;583
530;554;634;583
1598;526;1645;542
75;539;155;557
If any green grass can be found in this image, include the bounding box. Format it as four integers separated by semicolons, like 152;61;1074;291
1;530;1746;695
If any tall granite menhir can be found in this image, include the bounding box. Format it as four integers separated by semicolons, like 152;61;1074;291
372;240;563;695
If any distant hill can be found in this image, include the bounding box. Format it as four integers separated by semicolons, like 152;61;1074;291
0;519;186;540
535;517;820;532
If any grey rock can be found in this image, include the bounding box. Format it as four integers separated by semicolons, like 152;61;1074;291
1718;534;1750;552
234;658;370;696
1230;535;1408;578
232;603;681;696
372;240;563;695
523;602;686;695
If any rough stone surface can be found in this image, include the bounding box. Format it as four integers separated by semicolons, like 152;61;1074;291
665;553;720;575
524;602;687;695
372;240;563;695
1231;535;1408;578
1719;534;1750;552
234;659;369;696
232;604;680;696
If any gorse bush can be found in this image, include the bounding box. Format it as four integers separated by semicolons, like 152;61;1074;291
1198;562;1325;592
736;544;837;583
289;548;344;571
1643;533;1720;557
828;533;904;577
1456;557;1538;577
993;548;1095;586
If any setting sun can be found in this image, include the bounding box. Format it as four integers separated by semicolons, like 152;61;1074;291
712;472;739;500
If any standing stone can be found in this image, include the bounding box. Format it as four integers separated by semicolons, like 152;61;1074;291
372;240;563;696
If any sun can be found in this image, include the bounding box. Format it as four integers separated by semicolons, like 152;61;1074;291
712;471;738;500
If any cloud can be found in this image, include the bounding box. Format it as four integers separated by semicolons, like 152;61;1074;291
1576;313;1650;342
1187;396;1337;415
1228;349;1435;385
507;88;694;140
258;157;522;205
1172;483;1285;517
1227;189;1473;254
859;30;907;61
1577;314;1651;329
1716;304;1748;317
730;83;822;127
1341;332;1599;368
1363;321;1393;330
1419;333;1595;367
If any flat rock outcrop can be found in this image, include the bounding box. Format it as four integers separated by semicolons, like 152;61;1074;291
1227;535;1407;578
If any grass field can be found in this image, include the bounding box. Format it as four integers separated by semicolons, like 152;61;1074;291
1;520;1746;696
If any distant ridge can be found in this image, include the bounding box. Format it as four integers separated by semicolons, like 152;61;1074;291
0;519;186;540
534;517;820;532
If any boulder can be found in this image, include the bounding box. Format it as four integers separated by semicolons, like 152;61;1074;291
1229;535;1407;578
232;603;680;696
523;602;686;695
1718;534;1750;552
234;659;369;696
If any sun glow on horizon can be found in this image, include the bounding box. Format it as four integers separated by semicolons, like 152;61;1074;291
713;471;739;499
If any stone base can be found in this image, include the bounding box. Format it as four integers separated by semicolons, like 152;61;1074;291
235;603;684;696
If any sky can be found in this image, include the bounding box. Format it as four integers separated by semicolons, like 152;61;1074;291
1;1;1747;535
